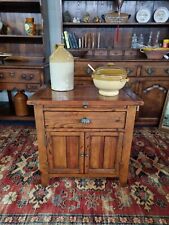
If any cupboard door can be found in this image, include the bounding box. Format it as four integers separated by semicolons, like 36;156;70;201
46;131;84;174
139;80;169;121
85;132;123;175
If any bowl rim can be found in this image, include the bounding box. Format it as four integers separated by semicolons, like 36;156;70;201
141;47;169;51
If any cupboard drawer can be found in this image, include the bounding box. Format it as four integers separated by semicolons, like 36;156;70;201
0;69;42;83
44;111;126;129
141;66;169;76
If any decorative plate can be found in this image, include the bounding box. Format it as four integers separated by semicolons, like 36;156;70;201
154;7;169;23
0;21;3;31
136;8;151;23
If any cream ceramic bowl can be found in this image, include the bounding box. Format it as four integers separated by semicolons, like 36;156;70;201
93;77;129;96
92;63;129;96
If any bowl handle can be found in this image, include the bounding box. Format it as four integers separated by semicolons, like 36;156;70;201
107;62;115;66
120;78;129;82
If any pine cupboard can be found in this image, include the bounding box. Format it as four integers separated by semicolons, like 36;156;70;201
27;85;143;186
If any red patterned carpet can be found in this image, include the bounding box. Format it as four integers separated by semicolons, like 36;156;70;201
0;124;169;224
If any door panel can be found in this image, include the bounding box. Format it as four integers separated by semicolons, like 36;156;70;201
46;131;84;174
139;80;169;119
85;132;123;175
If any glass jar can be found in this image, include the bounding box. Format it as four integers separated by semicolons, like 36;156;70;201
24;17;35;36
163;39;169;48
49;44;74;91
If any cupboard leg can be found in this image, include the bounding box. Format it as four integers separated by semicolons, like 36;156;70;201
119;176;128;187
119;163;128;187
7;90;14;111
41;174;49;186
7;90;13;104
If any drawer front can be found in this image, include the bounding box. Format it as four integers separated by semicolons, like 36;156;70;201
0;83;40;91
141;65;169;76
0;69;42;83
44;111;126;129
74;61;138;77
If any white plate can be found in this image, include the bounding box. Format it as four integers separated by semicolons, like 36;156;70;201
0;52;12;57
154;7;169;23
136;8;151;23
0;21;3;31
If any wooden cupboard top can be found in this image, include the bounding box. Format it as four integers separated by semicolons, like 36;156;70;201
27;85;144;107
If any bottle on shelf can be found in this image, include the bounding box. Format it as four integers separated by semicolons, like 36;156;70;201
24;17;35;36
138;33;144;48
147;31;153;47
154;31;160;48
131;33;138;49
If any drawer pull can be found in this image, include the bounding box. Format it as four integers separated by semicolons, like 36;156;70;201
164;68;169;75
146;68;154;75
21;74;34;80
9;72;15;77
83;101;88;109
80;117;91;124
126;68;133;76
85;67;92;75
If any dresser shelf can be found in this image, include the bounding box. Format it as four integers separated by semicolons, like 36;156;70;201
63;22;169;27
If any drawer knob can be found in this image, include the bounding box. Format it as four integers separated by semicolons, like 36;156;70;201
0;73;4;79
80;117;91;124
21;74;34;80
164;68;169;75
146;67;154;75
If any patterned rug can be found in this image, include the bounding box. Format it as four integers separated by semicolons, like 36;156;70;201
0;124;169;225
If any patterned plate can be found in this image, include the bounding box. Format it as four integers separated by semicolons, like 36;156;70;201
136;8;151;23
154;7;169;23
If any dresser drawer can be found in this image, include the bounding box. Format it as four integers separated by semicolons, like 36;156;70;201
0;69;42;83
44;111;126;129
141;65;169;76
74;61;138;77
0;82;40;91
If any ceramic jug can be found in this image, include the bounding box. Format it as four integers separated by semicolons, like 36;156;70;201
49;44;74;91
14;90;29;116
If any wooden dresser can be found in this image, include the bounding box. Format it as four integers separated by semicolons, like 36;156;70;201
0;60;49;120
28;85;143;186
74;58;169;126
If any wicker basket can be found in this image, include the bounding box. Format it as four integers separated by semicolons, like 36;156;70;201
140;48;169;59
105;12;129;23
